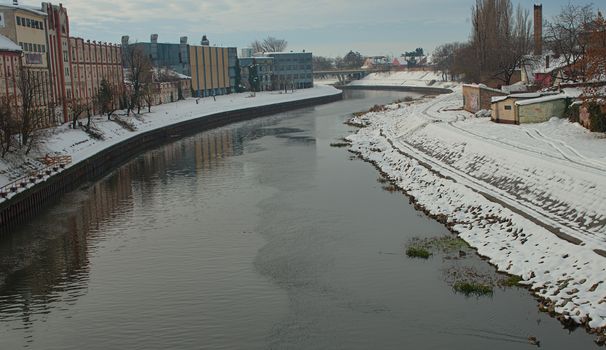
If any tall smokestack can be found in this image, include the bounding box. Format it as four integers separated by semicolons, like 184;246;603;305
534;4;543;56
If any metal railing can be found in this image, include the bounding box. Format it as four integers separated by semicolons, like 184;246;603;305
0;155;72;199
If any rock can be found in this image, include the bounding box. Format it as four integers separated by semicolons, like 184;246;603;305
528;336;540;347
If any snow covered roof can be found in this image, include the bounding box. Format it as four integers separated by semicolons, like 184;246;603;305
463;84;505;94
491;96;508;103
524;53;570;75
515;94;568;106
0;3;46;16
0;34;21;52
491;92;560;104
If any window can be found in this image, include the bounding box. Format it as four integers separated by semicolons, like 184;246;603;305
504;105;512;110
26;18;31;27
19;42;23;49
16;16;21;26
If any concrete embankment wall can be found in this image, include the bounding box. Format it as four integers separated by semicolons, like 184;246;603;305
339;85;452;95
0;92;343;230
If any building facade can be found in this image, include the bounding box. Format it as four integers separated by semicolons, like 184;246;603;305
0;3;53;124
126;34;191;76
266;52;313;90
43;2;72;121
70;37;124;114
0;34;22;107
189;45;232;97
239;57;273;91
462;84;507;113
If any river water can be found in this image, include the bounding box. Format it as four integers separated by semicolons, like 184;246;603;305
0;90;599;349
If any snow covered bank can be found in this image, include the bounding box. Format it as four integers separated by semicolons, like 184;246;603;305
348;70;457;90
346;89;606;339
0;86;341;199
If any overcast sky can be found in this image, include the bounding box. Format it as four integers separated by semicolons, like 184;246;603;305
43;0;598;57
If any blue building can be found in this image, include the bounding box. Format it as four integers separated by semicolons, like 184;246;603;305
122;34;191;76
266;52;313;90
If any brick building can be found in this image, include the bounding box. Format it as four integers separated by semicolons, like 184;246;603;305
462;84;507;114
0;34;22;106
69;37;123;114
0;3;53;124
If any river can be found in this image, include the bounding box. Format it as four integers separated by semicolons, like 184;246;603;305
0;90;599;349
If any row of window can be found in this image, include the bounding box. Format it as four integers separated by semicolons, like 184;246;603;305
16;16;45;30
19;42;46;54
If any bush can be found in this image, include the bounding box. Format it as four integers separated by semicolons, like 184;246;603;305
499;275;523;287
406;246;432;259
453;281;493;296
587;102;606;132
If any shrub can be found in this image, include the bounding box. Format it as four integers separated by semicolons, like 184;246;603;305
499;275;523;287
453;281;493;296
587;101;606;132
406;246;432;259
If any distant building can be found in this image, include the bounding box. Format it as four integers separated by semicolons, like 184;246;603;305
491;92;569;124
189;44;233;97
265;52;313;90
362;56;389;70
240;47;253;58
125;34;191;76
239;57;273;91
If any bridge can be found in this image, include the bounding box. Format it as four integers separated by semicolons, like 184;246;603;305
313;69;371;84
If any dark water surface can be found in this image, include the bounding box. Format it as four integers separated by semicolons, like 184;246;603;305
0;90;599;349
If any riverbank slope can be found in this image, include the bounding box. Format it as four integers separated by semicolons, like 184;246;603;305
346;87;606;340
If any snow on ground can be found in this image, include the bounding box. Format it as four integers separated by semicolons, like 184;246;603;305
0;85;341;198
346;86;606;335
348;70;458;89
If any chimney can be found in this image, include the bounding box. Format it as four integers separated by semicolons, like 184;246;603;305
534;4;543;56
180;36;188;45
151;34;158;44
201;35;209;46
545;55;550;70
121;35;130;46
13;0;18;5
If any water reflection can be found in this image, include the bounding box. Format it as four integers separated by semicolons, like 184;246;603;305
0;126;257;327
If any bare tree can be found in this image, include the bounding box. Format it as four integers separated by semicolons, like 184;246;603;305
124;44;153;115
69;98;88;129
96;79;118;120
16;66;46;154
432;42;465;80
0;97;17;157
142;83;159;113
583;12;606;99
545;3;595;82
313;56;335;71
462;0;533;85
250;37;287;53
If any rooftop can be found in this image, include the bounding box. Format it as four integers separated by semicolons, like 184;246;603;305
0;33;22;52
0;2;47;16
